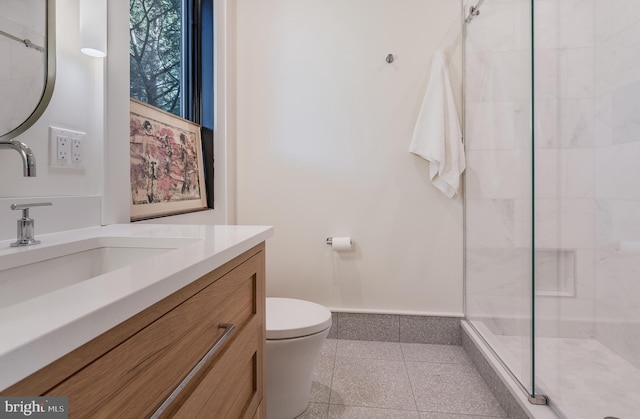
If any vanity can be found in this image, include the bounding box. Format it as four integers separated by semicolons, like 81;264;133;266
0;224;273;418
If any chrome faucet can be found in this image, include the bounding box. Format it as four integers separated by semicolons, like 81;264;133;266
0;139;37;176
10;202;52;247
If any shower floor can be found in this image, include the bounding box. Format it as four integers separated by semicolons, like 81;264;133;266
474;322;640;419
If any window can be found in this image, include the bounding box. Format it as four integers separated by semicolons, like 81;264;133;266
129;0;214;207
129;0;184;117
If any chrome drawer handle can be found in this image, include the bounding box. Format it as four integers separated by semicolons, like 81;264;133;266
151;323;236;418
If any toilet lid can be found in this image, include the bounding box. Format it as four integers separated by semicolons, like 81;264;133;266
266;298;332;340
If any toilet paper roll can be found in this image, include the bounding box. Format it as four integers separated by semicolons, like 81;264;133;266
331;237;352;251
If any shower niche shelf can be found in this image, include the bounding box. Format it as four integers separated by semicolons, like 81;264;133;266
534;249;576;298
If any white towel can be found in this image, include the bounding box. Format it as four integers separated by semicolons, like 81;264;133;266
409;50;465;198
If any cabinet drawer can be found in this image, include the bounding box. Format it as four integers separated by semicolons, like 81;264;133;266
162;315;263;418
47;252;262;419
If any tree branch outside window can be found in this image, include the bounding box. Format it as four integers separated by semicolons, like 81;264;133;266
130;0;182;116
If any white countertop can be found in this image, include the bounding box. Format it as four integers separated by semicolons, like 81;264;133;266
0;223;273;390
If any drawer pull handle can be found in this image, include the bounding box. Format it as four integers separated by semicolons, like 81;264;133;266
151;323;236;418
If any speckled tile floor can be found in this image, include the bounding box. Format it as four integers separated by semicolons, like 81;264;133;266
295;339;507;419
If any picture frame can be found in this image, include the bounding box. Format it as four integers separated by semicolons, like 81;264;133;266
129;98;207;220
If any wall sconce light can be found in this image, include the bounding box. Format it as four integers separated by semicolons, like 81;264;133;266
79;0;107;58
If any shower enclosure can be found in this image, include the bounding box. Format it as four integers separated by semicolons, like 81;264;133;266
463;0;640;418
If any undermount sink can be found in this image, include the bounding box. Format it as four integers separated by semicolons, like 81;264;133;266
0;236;199;309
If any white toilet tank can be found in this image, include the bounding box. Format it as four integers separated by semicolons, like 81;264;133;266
266;298;332;419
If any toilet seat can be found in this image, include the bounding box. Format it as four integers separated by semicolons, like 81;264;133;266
266;298;332;340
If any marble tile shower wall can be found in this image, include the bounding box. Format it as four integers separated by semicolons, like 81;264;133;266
531;0;597;335
466;0;640;367
592;0;640;368
465;0;640;337
464;0;536;334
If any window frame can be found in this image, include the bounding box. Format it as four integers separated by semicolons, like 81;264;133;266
129;0;215;210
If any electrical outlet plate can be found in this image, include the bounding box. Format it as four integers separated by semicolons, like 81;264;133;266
49;127;86;169
71;137;83;164
56;136;69;161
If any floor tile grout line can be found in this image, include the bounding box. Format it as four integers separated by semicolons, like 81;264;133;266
401;351;420;412
325;402;419;412
333;339;472;363
405;359;474;366
329;353;420;413
319;338;507;418
399;340;418;413
323;400;507;418
327;351;337;405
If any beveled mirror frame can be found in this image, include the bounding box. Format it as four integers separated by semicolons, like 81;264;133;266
0;0;56;141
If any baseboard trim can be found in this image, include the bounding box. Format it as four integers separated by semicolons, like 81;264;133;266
327;311;461;345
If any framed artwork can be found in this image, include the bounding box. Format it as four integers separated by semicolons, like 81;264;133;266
129;99;207;220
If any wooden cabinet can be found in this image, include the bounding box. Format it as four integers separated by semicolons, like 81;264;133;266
2;243;266;419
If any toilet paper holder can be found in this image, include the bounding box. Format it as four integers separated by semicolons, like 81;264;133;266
325;237;352;245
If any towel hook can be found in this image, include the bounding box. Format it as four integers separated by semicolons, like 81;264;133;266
385;54;394;64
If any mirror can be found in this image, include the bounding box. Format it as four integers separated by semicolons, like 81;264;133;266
0;0;55;140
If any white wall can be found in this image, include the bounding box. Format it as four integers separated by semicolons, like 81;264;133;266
103;0;131;226
0;0;103;241
236;0;464;315
1;0;464;315
0;0;236;239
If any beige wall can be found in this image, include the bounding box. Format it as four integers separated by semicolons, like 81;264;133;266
236;0;464;315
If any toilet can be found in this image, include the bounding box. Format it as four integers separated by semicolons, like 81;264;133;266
266;297;332;419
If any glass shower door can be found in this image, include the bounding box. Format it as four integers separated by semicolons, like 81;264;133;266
463;0;535;396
